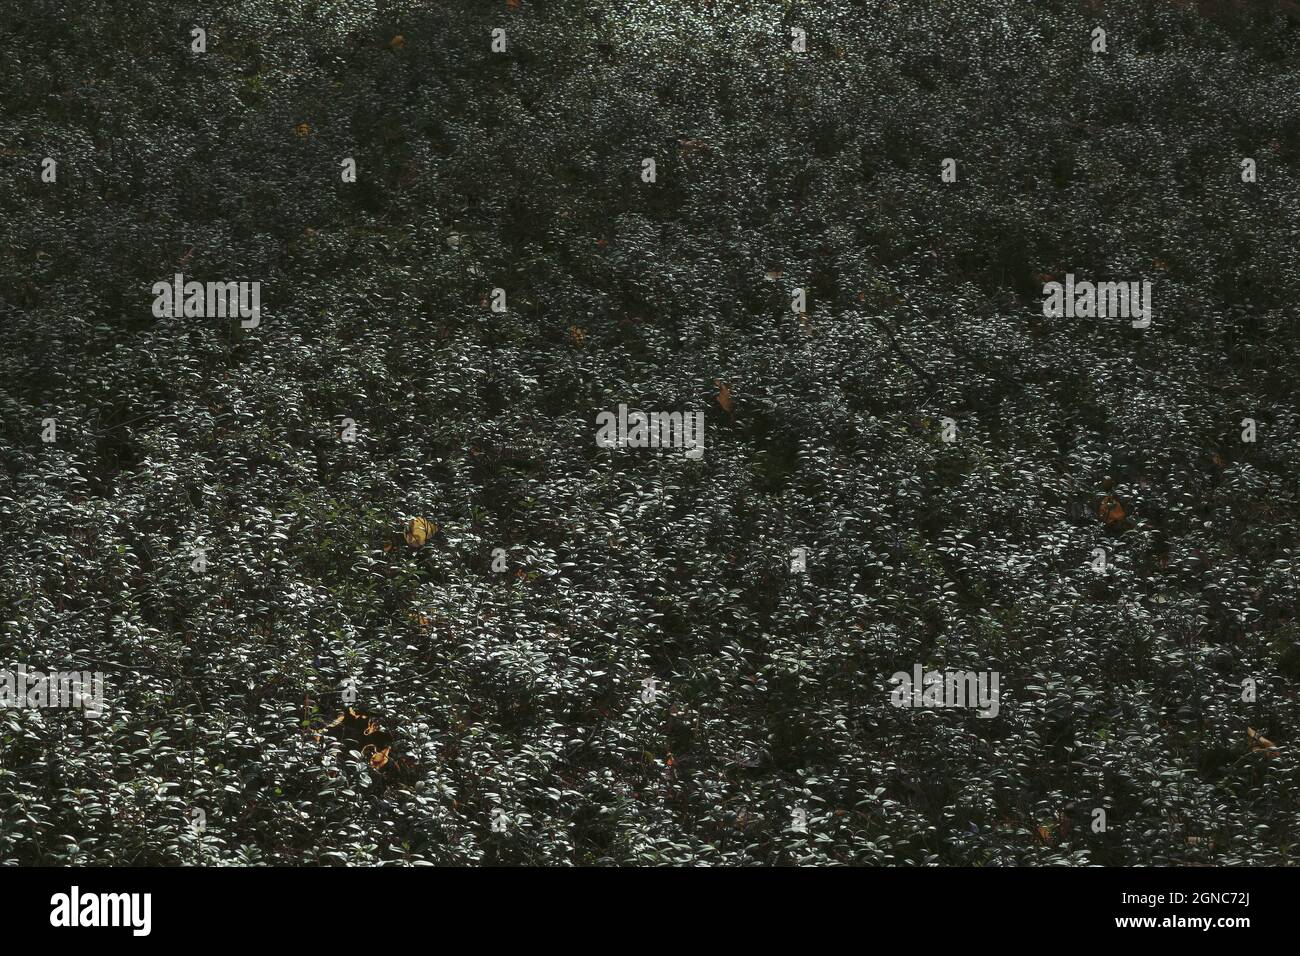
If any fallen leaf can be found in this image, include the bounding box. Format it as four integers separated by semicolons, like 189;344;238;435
404;516;435;547
369;745;391;770
1248;727;1280;755
1099;495;1126;526
570;325;586;346
294;122;311;138
716;380;733;414
389;35;405;49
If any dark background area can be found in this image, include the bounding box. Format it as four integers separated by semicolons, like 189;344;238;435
0;0;1297;865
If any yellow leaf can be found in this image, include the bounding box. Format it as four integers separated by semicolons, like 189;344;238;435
294;122;311;138
369;745;390;770
1248;727;1279;755
404;516;435;547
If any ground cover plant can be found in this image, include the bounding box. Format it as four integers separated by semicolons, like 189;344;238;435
0;0;1298;865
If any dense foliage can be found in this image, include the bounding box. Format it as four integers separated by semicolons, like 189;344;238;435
1;0;1298;865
